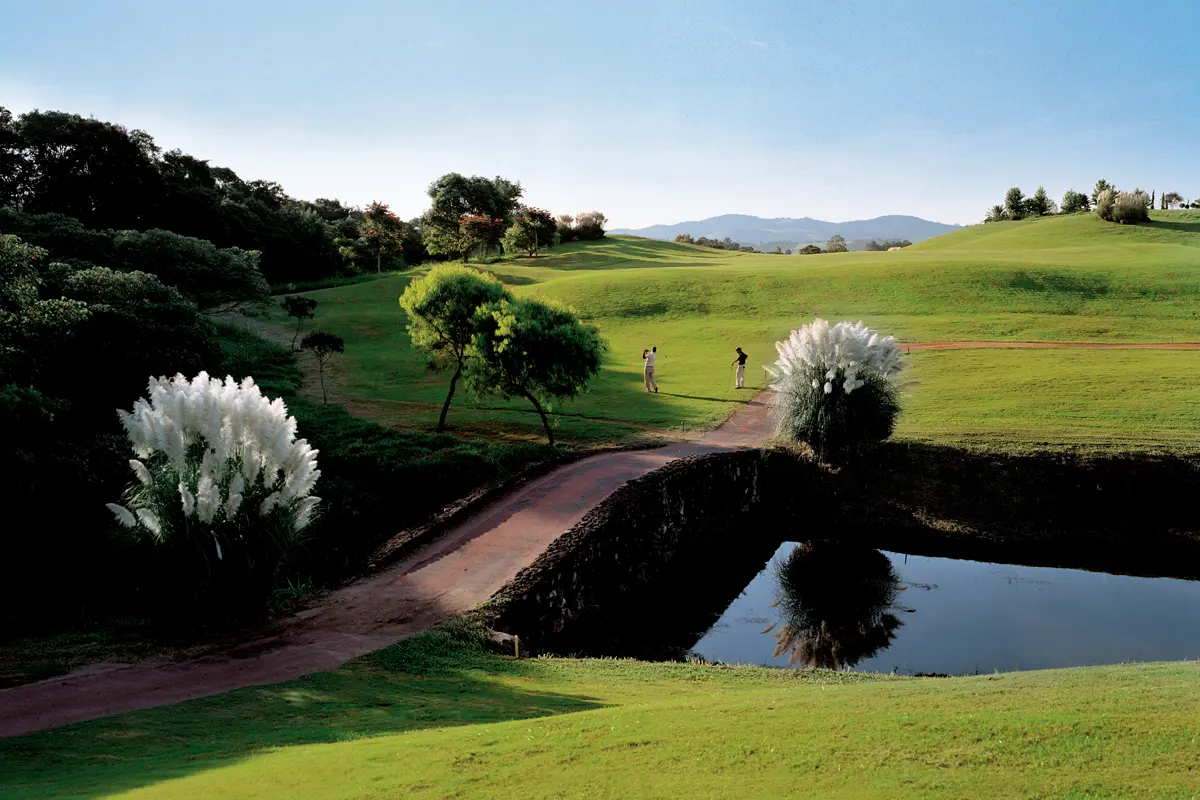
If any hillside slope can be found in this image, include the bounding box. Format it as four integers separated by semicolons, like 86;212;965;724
912;210;1200;251
4;628;1199;799
275;219;1200;452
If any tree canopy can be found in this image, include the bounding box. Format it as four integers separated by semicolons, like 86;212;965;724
398;265;511;430
421;173;523;261
503;206;557;256
825;234;848;253
1061;189;1091;214
469;297;605;445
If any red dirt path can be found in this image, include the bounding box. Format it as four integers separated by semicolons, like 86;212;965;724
906;341;1200;351
0;393;774;739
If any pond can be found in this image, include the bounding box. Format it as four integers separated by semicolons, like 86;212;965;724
691;541;1200;675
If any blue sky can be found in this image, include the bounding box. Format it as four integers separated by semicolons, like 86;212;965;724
2;1;1197;227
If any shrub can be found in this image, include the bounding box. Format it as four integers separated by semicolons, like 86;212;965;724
766;318;904;463
1095;189;1116;221
573;211;607;241
1110;190;1151;224
107;372;320;621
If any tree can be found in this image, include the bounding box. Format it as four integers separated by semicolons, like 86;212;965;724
358;202;405;275
798;244;823;254
459;215;508;260
555;215;577;244
864;240;885;251
0;108;352;285
825;234;848;253
470;297;605;446
301;331;345;404
673;233;695;244
421;173;523;261
1004;187;1026;220
1162;191;1184;210
1026;186;1053;217
1061;189;1091;214
280;295;318;350
573;211;608;241
501;206;557;257
984;205;1007;223
398;266;510;431
111;228;269;311
1091;179;1116;206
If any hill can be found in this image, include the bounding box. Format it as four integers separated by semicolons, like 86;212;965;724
610;213;961;249
262;211;1200;453
912;209;1200;251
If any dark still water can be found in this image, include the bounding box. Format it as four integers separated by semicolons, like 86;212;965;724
692;541;1200;675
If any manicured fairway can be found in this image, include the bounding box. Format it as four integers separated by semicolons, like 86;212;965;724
278;211;1200;451
3;627;1198;799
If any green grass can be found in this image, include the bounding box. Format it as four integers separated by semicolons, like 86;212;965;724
898;348;1200;451
4;625;1199;799
278;211;1200;451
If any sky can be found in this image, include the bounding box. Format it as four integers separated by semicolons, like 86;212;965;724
2;0;1197;228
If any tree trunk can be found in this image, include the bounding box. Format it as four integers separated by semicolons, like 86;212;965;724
524;391;554;446
292;319;302;351
376;251;382;276
437;361;463;431
318;361;328;404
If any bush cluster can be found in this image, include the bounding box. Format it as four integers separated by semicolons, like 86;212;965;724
1099;190;1151;224
766;319;904;463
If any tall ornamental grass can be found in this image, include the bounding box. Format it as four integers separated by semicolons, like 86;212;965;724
107;372;320;619
766;319;904;463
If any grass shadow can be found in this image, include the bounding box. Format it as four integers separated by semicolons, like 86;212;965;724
0;625;604;798
659;392;753;405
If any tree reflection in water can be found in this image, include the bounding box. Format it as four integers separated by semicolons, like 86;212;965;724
766;541;907;669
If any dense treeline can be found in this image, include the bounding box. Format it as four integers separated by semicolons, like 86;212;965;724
673;233;759;252
984;180;1199;224
0;106;610;636
0;108;382;283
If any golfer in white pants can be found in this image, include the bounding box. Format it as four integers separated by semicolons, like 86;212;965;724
643;346;658;393
732;347;747;388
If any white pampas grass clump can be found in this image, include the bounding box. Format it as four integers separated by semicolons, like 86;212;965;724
109;371;321;560
766;319;905;462
107;503;137;528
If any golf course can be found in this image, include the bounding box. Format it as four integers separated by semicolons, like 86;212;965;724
284;209;1200;452
4;211;1200;799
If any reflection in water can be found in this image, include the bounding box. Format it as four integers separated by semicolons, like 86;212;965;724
767;541;906;669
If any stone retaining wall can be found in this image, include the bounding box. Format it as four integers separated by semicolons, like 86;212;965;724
486;448;804;646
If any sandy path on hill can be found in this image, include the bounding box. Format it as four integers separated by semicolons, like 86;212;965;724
0;393;774;738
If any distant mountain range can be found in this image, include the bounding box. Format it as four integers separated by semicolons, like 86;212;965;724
610;214;962;251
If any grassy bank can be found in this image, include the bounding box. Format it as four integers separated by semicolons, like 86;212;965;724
274;211;1200;453
3;624;1198;798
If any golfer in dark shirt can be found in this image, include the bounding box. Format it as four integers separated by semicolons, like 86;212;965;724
732;347;747;388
